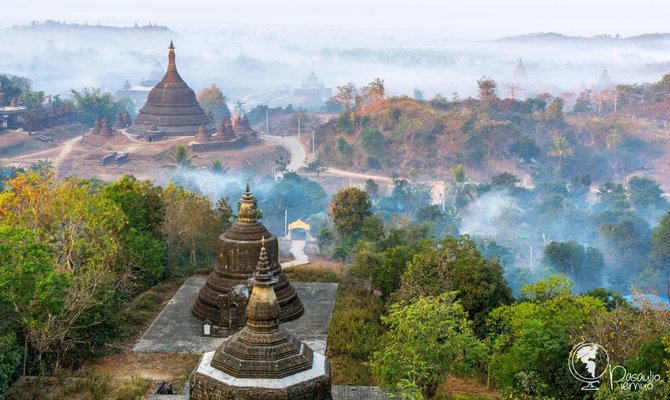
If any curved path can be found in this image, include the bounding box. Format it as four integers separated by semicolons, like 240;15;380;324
53;135;81;173
262;134;307;173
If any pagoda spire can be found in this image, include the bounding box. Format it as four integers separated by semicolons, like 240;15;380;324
237;179;258;225
250;237;276;287
162;40;181;83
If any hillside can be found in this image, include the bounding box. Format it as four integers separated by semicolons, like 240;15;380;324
313;83;662;184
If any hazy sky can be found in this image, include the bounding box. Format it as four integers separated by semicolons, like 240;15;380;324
2;0;669;39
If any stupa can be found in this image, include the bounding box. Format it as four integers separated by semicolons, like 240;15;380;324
128;41;216;137
195;123;211;142
192;182;303;324
215;118;237;141
232;112;260;144
99;116;113;137
112;112;124;132
90;118;101;135
190;240;331;400
122;110;131;127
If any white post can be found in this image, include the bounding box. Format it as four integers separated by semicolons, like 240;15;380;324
266;108;269;134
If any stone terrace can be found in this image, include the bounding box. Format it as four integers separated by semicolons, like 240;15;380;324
133;277;337;354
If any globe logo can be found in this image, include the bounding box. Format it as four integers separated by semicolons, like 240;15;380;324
568;342;610;390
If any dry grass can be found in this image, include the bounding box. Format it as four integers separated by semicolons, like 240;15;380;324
284;260;345;282
435;376;501;400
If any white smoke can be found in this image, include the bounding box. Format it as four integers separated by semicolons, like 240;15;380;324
459;190;519;238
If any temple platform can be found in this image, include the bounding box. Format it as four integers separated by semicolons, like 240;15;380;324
149;386;389;400
133;277;337;354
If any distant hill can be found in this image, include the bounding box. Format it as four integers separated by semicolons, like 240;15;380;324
496;32;670;43
10;20;173;34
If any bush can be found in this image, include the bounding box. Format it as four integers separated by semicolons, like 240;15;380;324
327;279;384;383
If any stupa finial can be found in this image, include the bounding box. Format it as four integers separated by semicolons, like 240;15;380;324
251;236;275;287
238;179;258;224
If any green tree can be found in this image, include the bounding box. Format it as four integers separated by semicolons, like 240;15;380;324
491;172;520;188
597;182;630;211
102;175;167;291
542;241;604;292
331;187;372;241
0;74;31;106
304;158;327;177
216;197;235;232
509;136;541;162
396;235;513;335
488;276;606;399
547;134;573;172
627;176;668;218
651;210;670;277
445;165;477;208
0;334;21;396
371;292;485;398
209;160;230;175
165;144;196;170
20;90;45;135
0;225;70;384
360;128;385;159
70;87;132;126
364;179;380;199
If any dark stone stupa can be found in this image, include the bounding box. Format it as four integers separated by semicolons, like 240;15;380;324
190;240;331;400
192;182;304;324
128;41;216;137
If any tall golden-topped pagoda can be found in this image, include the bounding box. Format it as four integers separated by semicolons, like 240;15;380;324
192;181;303;324
128;41;216;137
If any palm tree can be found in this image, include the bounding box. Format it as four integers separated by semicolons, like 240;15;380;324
209;159;230;175
165;144;196;170
445;164;477;208
547;135;573;171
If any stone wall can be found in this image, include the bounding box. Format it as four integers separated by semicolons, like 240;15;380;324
191;137;246;152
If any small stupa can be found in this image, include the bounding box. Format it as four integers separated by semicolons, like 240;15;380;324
215;118;236;141
232;112;260;144
190;239;331;400
99;116;113;137
90;118;102;135
112;112;124;132
195;123;211;142
122;110;131;127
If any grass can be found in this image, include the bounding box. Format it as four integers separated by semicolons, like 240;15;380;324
112;376;153;400
327;276;384;385
5;373;152;400
285;263;343;283
116;277;185;343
